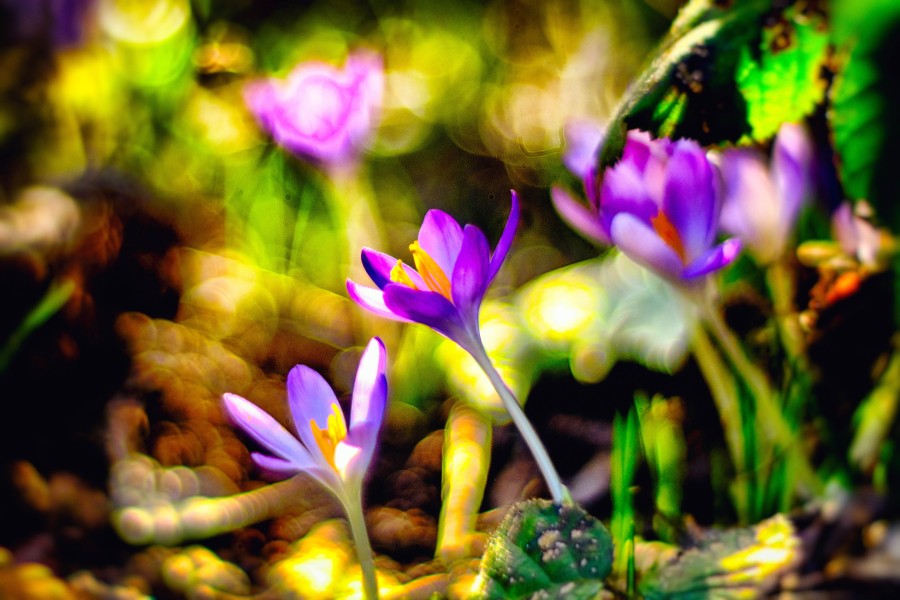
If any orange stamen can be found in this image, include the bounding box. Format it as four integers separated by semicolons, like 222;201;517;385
310;403;348;472
651;210;687;263
390;260;418;289
409;241;453;300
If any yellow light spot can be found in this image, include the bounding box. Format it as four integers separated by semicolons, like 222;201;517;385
409;241;453;300
310;404;347;472
651;210;687;263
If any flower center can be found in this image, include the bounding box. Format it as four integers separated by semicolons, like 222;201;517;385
388;240;453;300
310;403;348;472
651;210;687;263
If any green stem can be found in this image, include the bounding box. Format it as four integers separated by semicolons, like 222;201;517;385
765;259;804;360
342;487;380;600
699;297;821;497
470;345;569;505
691;324;748;491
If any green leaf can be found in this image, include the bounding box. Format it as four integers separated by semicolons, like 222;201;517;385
735;4;830;141
599;0;829;169
472;499;613;599
829;0;900;230
637;514;800;599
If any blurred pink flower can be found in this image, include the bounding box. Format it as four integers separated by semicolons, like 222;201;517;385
245;51;384;167
718;123;814;265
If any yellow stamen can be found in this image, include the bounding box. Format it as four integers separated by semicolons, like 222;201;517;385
651;210;687;263
390;259;418;289
310;403;348;472
409;241;453;300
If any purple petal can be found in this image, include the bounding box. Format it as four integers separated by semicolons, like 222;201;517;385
610;213;684;279
286;364;341;467
682;238;743;279
349;337;388;433
620;130;655;173
382;284;469;342
346;280;413;323
222;393;316;470
488;190;521;282
718;149;779;261
600;161;659;235
361;248;397;289
562;120;605;180
551;186;609;245
418;209;464;276
832;202;858;256
250;452;335;485
772;123;813;234
361;248;425;290
452;225;491;328
662;139;718;260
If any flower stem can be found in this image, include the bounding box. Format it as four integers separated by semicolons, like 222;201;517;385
691;322;750;519
342;488;380;600
471;346;570;505
699;297;821;497
766;259;804;360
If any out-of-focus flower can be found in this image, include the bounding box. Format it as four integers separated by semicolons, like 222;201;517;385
831;201;892;269
222;337;387;505
558;130;740;284
244;51;384;167
550;121;609;244
347;192;519;357
718;123;813;265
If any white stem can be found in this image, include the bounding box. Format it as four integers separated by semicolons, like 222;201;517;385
470;344;569;505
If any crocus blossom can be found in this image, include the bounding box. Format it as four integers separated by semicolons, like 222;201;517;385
346;192;520;357
221;337;387;504
557;129;740;283
718;123;813;264
244;51;384;167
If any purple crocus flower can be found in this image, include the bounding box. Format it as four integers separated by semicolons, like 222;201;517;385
221;337;387;504
718;123;813;265
244;51;384;167
346;192;520;356
555;129;741;283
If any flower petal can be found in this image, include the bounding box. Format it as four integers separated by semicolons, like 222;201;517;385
453;224;491;328
332;440;366;487
772;123;813;240
349;337;388;432
610;213;684;280
222;393;316;470
562;120;605;180
600;160;659;235
346;280;413;323
662;139;718;260
286;364;341;468
418;209;464;277
718;149;779;262
383;284;470;344
361;248;397;289
551;185;609;245
682;238;743;279
488;190;521;282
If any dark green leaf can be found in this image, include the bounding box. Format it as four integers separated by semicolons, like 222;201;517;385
473;499;613;599
829;0;900;231
599;0;830;170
